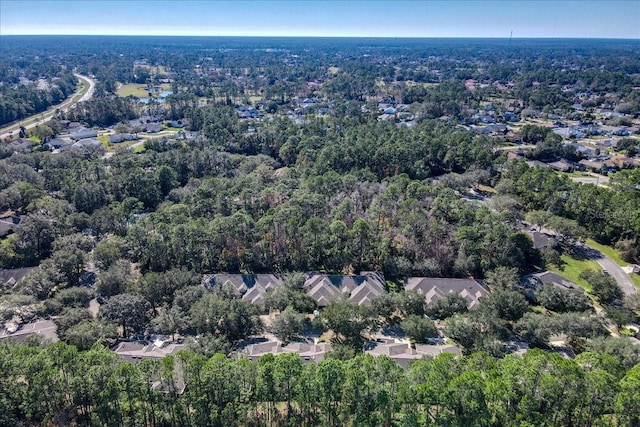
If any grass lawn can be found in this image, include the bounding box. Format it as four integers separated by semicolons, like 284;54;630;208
132;143;146;153
548;254;603;292
586;239;627;266
162;126;183;132
97;135;110;149
116;84;150;98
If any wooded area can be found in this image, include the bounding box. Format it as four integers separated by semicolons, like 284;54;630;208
1;35;639;426
1;342;639;427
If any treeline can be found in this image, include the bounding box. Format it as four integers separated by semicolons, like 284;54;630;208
0;71;77;126
498;162;640;262
60;96;139;127
0;342;638;427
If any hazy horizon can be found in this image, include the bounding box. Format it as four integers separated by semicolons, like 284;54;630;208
1;0;639;39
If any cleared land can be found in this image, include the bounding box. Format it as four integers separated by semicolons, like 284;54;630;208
116;83;172;98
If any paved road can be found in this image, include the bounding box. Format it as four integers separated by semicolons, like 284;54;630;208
0;73;95;140
594;254;637;297
579;242;637;297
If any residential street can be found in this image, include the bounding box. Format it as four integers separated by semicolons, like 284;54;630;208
594;253;637;296
0;73;95;140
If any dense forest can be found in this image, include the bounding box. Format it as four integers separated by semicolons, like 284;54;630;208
1;342;640;427
1;36;639;426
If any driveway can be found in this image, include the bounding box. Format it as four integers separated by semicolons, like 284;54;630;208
582;243;637;297
594;255;637;297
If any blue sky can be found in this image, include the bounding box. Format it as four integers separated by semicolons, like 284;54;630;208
1;0;639;38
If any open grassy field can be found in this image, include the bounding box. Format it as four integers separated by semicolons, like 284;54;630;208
548;254;603;292
116;83;172;98
117;84;150;98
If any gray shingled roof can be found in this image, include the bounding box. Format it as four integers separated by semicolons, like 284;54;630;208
0;319;59;342
531;271;584;293
0;266;37;288
366;342;461;367
202;274;284;305
404;277;489;310
303;272;386;307
239;340;333;363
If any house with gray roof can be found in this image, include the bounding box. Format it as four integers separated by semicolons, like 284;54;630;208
528;231;558;250
366;342;461;367
0;216;22;238
70;128;98;140
109;133;138;143
113;340;187;363
43;138;72;151
71;139;102;150
0;266;37;290
144;123;163;133
238;340;333;363
0;319;59;343
528;271;584;293
404;277;489;310
303;271;386;307
202;274;284;305
6;138;36;153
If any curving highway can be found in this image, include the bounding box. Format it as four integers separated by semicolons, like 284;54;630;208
0;73;95;140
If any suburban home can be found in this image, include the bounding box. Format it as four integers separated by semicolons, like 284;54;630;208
43;138;71;150
404;277;489;310
113;340;186;363
605;156;640;169
201;274;284;305
548;158;578;172
113;340;187;393
0;266;37;290
552;127;585;139
0;215;22;238
70;128;98;140
527;231;558;250
528;271;584;293
569;143;594;156
0;319;59;343
144;123;163;133
579;159;606;173
236;106;263;119
238;340;333;363
303;271;386;307
481;123;508;135
503;112;519;122
6;138;36;153
71;139;101;150
109;133;138;144
365;342;461;367
525;160;551;169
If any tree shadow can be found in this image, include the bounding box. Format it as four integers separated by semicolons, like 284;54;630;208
379;323;406;339
565;243;602;261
